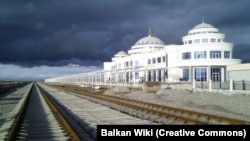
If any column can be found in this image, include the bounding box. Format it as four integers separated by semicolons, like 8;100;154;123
161;69;164;82
230;79;233;92
133;69;136;87
156;69;159;82
209;79;212;92
116;71;119;85
207;66;211;82
221;67;225;82
192;79;196;92
189;66;192;82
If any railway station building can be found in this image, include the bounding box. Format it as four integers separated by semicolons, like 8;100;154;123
45;21;244;85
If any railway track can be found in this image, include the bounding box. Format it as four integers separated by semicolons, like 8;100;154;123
3;83;81;141
0;82;29;94
48;84;249;125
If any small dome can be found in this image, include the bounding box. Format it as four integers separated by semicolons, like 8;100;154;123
192;22;214;29
135;35;164;45
114;50;128;57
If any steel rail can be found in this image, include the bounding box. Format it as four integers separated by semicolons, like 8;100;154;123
5;83;82;141
50;84;249;125
37;84;82;141
4;83;33;141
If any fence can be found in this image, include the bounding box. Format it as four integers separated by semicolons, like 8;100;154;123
195;80;250;91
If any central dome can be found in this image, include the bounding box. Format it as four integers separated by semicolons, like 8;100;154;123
135;28;164;45
135;35;164;45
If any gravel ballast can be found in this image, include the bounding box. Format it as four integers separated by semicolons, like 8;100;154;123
104;87;250;123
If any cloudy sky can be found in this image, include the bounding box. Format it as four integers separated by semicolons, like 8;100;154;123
0;0;250;81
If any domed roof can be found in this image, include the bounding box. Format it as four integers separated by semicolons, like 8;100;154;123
134;28;164;45
192;22;214;29
114;50;128;57
135;35;164;45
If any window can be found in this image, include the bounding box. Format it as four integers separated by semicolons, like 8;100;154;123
211;68;221;82
157;57;161;63
152;58;156;64
218;39;222;42
188;40;192;44
210;38;216;42
125;61;129;67
182;68;189;81
130;60;133;66
194;39;200;43
153;70;156;81
194;51;206;59
224;51;230;58
148;59;151;64
210;51;221;59
118;63;121;68
148;71;151;81
195;68;207;81
134;60;139;66
158;70;161;81
162;56;166;62
135;72;139;79
182;52;191;60
202;38;208;43
130;72;133;80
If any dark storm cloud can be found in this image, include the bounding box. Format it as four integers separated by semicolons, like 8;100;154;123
0;0;250;68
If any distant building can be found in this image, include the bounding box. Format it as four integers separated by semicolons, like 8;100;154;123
45;21;243;84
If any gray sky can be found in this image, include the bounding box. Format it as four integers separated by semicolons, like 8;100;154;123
0;0;250;81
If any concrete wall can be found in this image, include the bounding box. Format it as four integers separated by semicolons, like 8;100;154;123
227;63;250;81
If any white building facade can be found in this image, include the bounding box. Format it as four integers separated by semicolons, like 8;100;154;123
103;22;241;84
45;22;242;84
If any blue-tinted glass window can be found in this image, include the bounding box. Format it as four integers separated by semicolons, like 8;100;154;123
210;51;221;59
194;51;206;59
182;52;191;60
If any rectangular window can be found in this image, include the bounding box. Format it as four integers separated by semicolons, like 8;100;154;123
135;72;139;79
148;59;151;64
195;68;207;81
125;61;129;67
218;39;222;42
182;68;189;81
148;71;151;81
194;39;200;43
210;51;221;59
210;38;216;42
162;56;166;62
194;51;206;59
152;58;156;64
188;40;192;44
202;38;208;43
157;57;161;63
182;52;191;60
153;70;156;81
130;60;133;66
224;51;230;58
134;60;139;66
